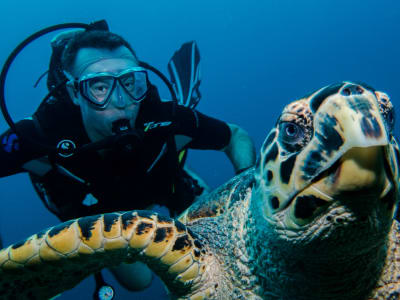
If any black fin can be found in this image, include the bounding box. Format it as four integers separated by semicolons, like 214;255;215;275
168;41;201;108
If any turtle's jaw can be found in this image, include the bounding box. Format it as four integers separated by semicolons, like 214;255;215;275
308;146;390;199
287;145;397;227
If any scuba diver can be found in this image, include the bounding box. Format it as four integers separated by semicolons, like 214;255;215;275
0;20;256;298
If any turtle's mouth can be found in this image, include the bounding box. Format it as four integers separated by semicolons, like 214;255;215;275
309;146;391;199
286;146;395;224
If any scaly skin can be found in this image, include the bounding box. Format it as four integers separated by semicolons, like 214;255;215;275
0;82;399;299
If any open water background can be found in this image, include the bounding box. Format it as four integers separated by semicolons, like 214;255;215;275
0;1;399;299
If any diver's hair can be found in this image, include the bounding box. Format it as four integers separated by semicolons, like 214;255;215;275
61;30;138;73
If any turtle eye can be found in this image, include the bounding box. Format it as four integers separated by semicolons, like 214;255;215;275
375;92;395;135
384;108;395;134
279;122;305;152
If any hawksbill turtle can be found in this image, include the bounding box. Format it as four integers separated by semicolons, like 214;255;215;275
0;81;399;300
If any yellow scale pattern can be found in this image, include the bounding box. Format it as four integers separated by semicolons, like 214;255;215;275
0;211;208;299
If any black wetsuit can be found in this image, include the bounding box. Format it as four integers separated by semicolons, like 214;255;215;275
0;85;231;220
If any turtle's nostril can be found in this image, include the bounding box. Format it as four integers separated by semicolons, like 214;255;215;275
341;85;364;96
342;88;351;96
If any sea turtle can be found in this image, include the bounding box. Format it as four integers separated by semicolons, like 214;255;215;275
0;81;399;300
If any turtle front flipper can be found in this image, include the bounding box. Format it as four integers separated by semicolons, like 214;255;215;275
0;210;209;299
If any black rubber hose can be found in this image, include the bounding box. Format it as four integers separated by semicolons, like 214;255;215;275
0;23;90;152
139;61;178;102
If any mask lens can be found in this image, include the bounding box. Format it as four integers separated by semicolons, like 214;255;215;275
120;70;148;101
84;76;114;105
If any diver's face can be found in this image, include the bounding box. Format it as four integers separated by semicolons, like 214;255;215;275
69;46;141;142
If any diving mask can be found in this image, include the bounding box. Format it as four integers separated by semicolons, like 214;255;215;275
65;67;149;109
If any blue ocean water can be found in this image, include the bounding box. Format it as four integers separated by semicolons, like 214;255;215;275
0;0;399;299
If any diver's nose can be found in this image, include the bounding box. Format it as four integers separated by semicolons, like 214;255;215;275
112;84;128;109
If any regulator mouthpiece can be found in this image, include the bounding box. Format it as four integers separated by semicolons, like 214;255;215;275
111;119;131;134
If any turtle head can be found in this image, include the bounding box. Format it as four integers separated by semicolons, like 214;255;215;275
254;82;399;239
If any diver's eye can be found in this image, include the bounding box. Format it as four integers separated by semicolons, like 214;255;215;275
279;122;305;152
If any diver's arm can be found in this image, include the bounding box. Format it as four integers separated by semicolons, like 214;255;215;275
222;123;256;174
173;105;256;173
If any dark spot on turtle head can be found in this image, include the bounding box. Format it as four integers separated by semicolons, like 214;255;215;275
78;215;101;240
280;154;297;184
310;150;325;164
264;143;279;167
310;82;344;113
11;239;27;250
346;96;373;115
316;115;344;156
360;116;382;138
103;213;120;232
48;220;74;238
262;131;277;153
121;212;138;230
154;227;167;243
175;220;186;233
301;150;327;181
294;195;327;219
267;170;273;182
136;222;154;235
172;235;192;251
270;196;280;209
